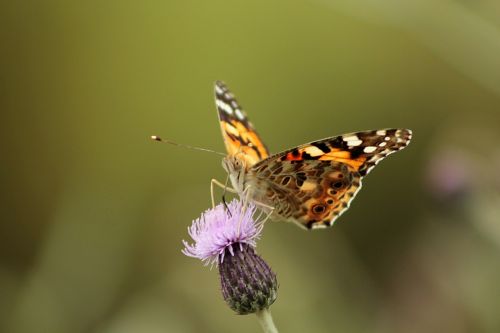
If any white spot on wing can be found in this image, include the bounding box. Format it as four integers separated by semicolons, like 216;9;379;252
376;130;387;135
215;85;223;94
347;140;363;146
343;135;359;141
363;146;377;153
216;99;233;115
235;109;245;120
379;142;387;147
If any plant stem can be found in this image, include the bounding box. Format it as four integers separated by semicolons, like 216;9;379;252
256;308;279;333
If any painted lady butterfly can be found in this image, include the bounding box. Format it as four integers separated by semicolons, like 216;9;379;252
215;81;412;229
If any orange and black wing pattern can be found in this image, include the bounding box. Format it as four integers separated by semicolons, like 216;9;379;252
214;81;269;167
249;129;412;229
276;129;412;175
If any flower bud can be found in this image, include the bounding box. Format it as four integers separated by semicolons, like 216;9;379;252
219;243;278;315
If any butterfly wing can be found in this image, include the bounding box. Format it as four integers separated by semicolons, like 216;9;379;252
277;129;412;176
249;129;412;229
214;81;269;167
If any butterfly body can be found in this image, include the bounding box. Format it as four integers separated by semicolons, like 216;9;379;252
215;81;412;229
222;154;248;195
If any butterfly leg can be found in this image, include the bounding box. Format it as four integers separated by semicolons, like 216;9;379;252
210;178;237;208
253;200;275;225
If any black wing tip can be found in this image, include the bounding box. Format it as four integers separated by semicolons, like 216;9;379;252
395;128;413;145
380;128;413;144
402;128;413;140
214;80;227;91
382;128;412;135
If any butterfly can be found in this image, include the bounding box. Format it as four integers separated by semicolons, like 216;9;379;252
214;81;412;230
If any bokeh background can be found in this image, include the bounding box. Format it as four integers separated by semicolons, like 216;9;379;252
2;1;500;332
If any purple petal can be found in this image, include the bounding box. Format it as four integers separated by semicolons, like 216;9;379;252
181;199;263;266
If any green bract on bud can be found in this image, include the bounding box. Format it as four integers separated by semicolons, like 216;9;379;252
219;243;278;315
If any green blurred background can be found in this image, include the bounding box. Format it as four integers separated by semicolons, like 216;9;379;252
2;1;500;332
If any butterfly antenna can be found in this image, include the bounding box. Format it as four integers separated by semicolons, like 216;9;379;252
150;136;226;156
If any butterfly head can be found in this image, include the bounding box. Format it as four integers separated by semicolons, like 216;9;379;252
222;154;248;193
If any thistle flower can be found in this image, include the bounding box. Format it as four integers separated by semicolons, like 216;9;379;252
182;199;279;332
182;199;263;267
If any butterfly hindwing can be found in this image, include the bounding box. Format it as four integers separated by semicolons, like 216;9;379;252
250;159;362;229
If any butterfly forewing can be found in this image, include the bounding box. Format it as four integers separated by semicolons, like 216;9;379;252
275;129;412;175
215;81;269;167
